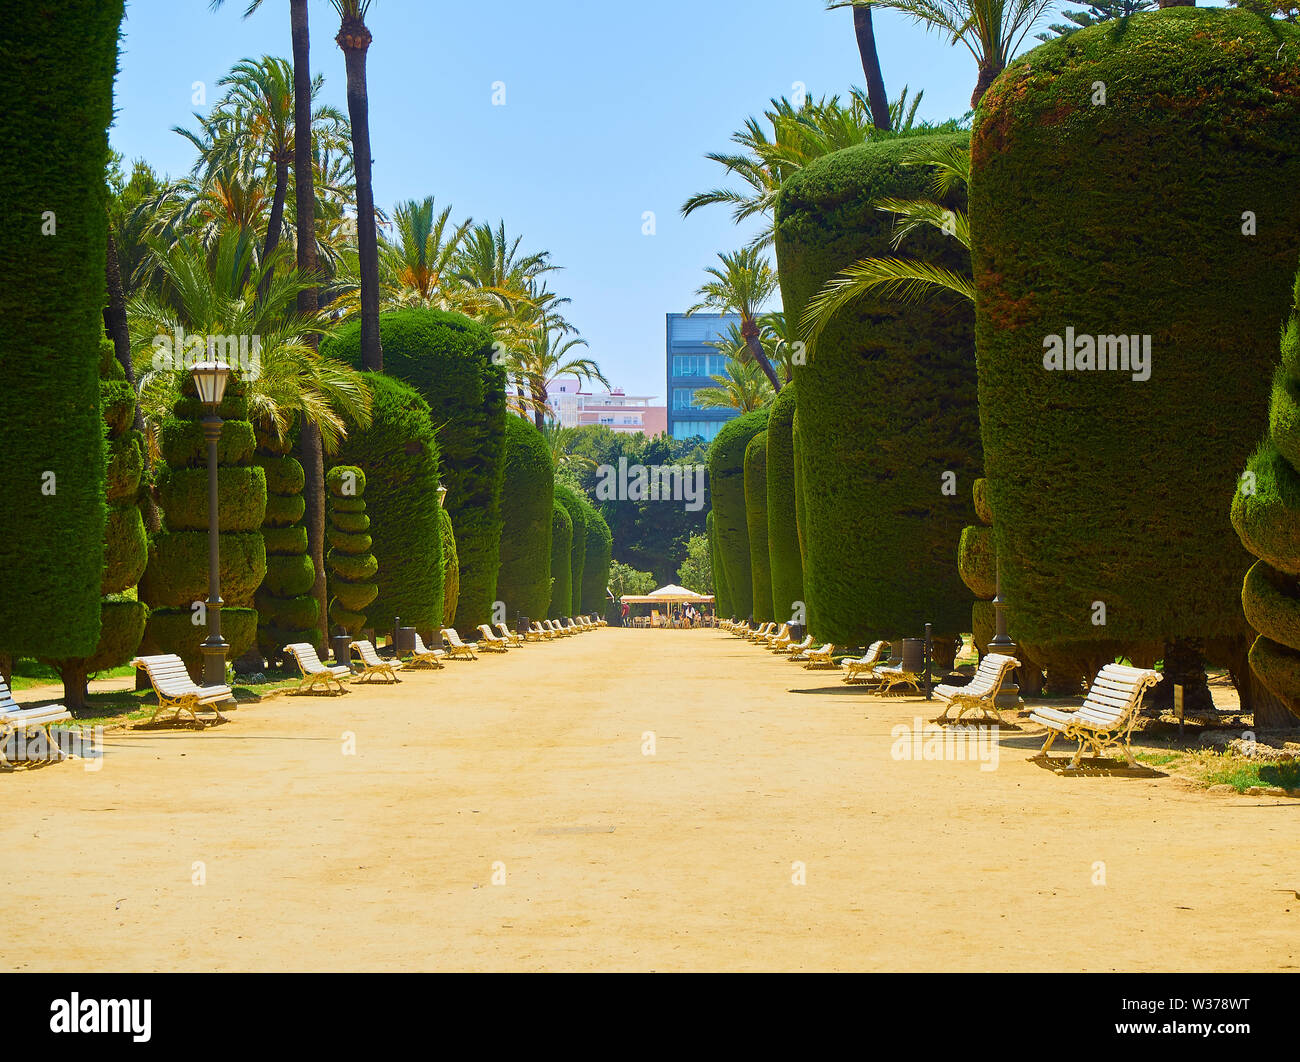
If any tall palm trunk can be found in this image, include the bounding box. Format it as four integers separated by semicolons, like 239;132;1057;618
972;62;1002;109
292;0;329;645
258;156;289;305
338;13;382;372
740;316;782;392
852;6;891;132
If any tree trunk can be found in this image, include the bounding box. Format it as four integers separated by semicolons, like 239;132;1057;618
0;653;12;687
291;0;318;320
338;17;382;372
258;157;289;304
300;420;329;646
1153;637;1216;713
852;6;891;132
971;62;1003;109
1221;636;1300;730
60;662;88;716
741;318;782;393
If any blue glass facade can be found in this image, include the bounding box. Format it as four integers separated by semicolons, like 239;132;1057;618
665;312;742;442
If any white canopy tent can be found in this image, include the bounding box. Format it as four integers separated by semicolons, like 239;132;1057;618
619;584;714;627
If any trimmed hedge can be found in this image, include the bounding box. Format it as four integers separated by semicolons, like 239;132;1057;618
333;374;443;640
325;465;377;636
580;500;613;616
141;375;265;673
322;308;506;628
496;416;554;621
440;507;459;627
253;445;316;658
744;431;774;624
708;510;729;618
553;484;587;616
765;381;804;622
0;0;124;659
707;408;770;621
549;493;573;619
972;8;1300;651
775;130;979;644
1233;267;1300;721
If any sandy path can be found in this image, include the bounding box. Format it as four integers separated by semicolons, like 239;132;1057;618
3;628;1297;972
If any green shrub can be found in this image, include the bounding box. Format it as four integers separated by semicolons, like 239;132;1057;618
138;606;258;682
158;417;256;468
549;493;573;619
325;463;379;637
707;408;770;621
102;505;148;595
765;381;804;622
580;500;613;616
496;416;554;620
332;375;443;638
264;491;306;528
263;525;308;556
744;431;774;624
957;524;995;601
140;530;267;608
775;130;979;644
439;506;459;627
323;308;505;627
973;8;1300;651
262;553;315;598
708;510;730;618
553;483;587;615
157;465;268;533
0;0;123;660
106;432;144;504
1233;267;1300;721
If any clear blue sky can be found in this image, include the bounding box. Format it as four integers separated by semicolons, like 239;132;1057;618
111;0;1052;400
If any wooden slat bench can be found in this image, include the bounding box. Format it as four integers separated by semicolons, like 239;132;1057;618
841;641;891;685
133;654;232;727
349;640;402;682
932;653;1020;723
1;677;72;767
1030;663;1162;768
285;642;351;694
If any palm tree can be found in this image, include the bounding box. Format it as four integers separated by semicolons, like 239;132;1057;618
515;315;608;430
379;196;471;309
538;421;597;472
693;356;775;413
681;87;928;249
799;139;973;353
827;2;891;131
1035;0;1155;42
130;230;371;461
329;0;382;371
849;0;1057;107
687;248;783;392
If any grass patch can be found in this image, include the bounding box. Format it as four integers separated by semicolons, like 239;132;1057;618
1134;746;1300;793
7;660;136;692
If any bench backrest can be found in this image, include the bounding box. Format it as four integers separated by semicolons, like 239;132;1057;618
496;623;515;640
859;640;888;665
442;628;466;647
1078;663;1161;729
772;624;789;640
477;624;500;642
790;636;813;651
964;653;1020;696
286;642;327;674
0;676;17;714
412;631;432;654
351;640;383;666
135;654;201;697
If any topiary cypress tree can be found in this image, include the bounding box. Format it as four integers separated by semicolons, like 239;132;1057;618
1233;266;1300;725
972;9;1300;679
708;510;730;619
580;501;613;616
139;376;267;679
549;492;573;619
254;432;318;662
958;478;996;657
440;506;459;628
497;416;554;621
0;0;124;662
332;373;443;642
775;131;980;651
322;308;506;628
553;483;587;615
41;338;148;710
744;432;774;624
325;465;378;637
708;408;770;621
766;381;804;624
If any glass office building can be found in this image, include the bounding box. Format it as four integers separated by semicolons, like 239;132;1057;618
665;312;742;442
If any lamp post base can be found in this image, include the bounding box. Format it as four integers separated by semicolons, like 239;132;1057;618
201;636;229;689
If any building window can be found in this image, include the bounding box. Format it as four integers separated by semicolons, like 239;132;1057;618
672;388;701;410
671;419;724;442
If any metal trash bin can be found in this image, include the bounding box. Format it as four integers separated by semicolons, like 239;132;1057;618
331;634;353;665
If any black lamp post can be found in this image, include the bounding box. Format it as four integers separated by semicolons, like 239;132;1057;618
988;555;1021;707
192;360;232;687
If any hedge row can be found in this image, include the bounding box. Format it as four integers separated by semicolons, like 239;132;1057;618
440;507;459;627
775;130;979;645
971;8;1300;653
549;492;573;619
496;416;554;621
765;381;803;623
553;483;587;616
333;373;443;641
580;501;613;616
323;308;506;628
744;431;774;624
325;465;378;634
0;0;124;659
708;408;769;620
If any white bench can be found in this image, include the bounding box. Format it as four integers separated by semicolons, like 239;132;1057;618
441;628;479;659
285;642;351;694
134;654;233;727
841;641;890;685
476;624;510;652
349;640;402;682
933;653;1020;723
1030;663;1161;767
1;677;72;767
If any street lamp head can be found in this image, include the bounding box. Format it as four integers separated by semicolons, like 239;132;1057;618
437;482;448;509
191;360;232;409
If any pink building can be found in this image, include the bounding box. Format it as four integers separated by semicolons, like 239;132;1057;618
551;378;667;437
